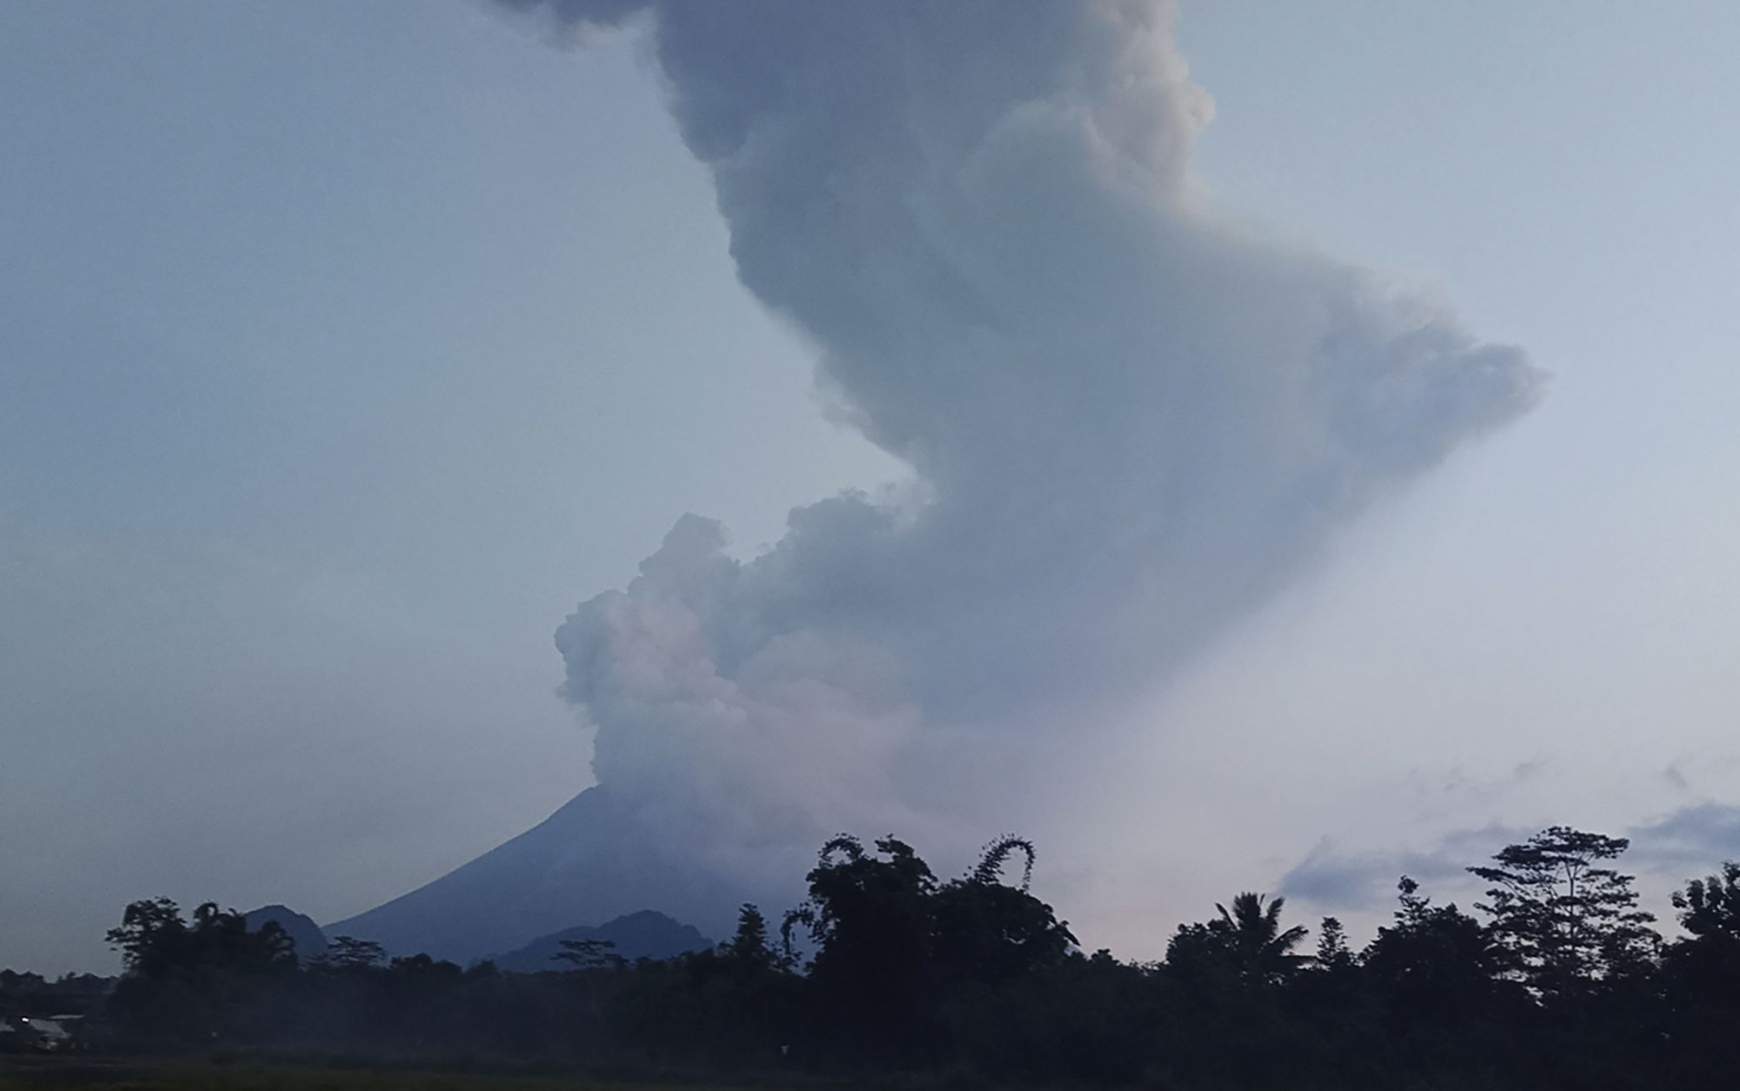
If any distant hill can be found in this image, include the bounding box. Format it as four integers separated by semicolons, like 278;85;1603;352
489;910;712;973
324;786;755;963
244;904;328;964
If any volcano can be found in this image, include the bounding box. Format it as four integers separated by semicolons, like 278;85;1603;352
326;787;747;963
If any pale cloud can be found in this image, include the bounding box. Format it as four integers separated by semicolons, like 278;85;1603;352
514;0;1541;902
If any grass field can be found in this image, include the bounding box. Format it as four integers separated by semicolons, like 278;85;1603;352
0;1058;783;1091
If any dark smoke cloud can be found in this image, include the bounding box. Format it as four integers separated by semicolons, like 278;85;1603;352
515;1;1543;889
1628;804;1740;870
1283;806;1740;918
1282;825;1529;911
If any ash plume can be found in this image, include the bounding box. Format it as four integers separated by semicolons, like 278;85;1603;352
517;1;1543;893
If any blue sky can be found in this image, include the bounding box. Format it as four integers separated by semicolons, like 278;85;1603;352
3;1;1737;972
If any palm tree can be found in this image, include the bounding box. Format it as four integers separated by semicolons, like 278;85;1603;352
1213;892;1311;984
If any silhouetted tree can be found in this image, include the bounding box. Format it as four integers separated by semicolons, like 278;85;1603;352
387;952;463;981
1469;827;1657;999
1364;876;1507;1021
722;903;776;973
930;837;1077;985
969;835;1036;889
1672;862;1740;942
104;899;293;1044
1665;862;1740;1005
1164;919;1236;985
315;935;385;972
553;938;623;971
1222;893;1310;981
790;837;936;966
1314;916;1357;974
107;899;291;980
84;831;1740;1090
105;897;189;979
787;835;938;1047
1290;914;1366;1016
1164;891;1308;992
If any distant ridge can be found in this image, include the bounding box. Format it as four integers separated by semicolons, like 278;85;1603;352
325;786;747;963
244;904;328;964
489;910;712;973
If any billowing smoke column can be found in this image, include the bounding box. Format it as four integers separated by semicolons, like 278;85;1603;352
528;1;1543;891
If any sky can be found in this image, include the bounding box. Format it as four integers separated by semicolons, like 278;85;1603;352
2;0;1738;974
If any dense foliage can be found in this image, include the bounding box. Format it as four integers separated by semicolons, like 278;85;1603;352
12;826;1740;1088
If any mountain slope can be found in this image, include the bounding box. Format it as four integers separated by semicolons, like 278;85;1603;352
324;786;746;963
244;904;328;964
490;909;712;973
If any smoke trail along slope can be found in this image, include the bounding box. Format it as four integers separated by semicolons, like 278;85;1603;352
509;0;1541;886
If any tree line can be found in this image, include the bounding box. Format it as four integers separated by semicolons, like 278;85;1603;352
21;825;1740;1088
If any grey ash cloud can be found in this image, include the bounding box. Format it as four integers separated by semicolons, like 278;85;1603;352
506;1;1544;895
